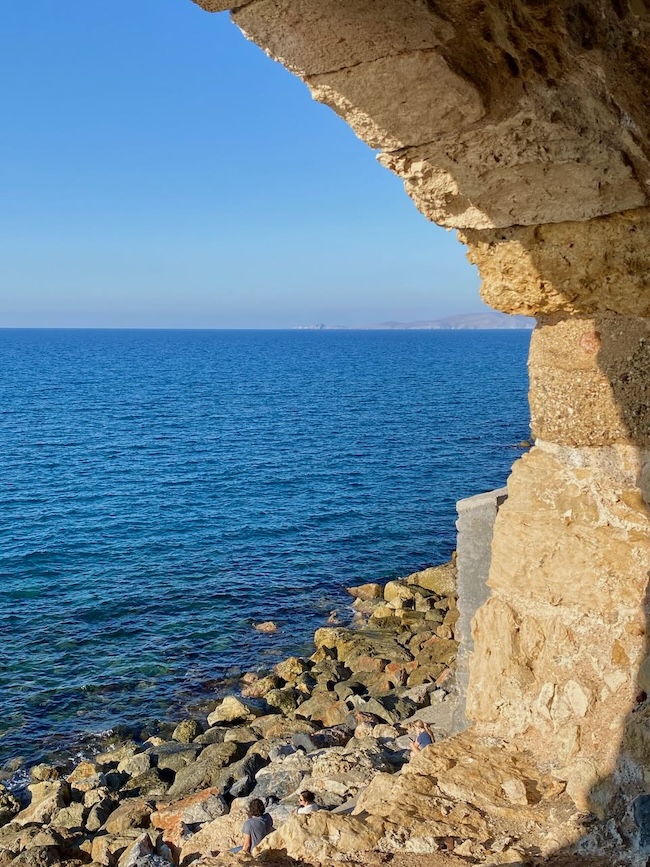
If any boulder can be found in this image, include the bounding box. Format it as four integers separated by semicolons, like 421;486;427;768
30;765;60;783
253;621;277;633
178;803;249;863
308;659;351;685
67;760;107;793
416;637;459;667
240;674;281;699
295;692;350;727
258;811;382;862
151;787;228;847
264;688;301;714
250;719;315;745
249;765;308;801
96;742;140;766
406;562;456;596
193;726;227;746
165;762;232;801
383;580;417;605
207;696;264;725
147;742;201;774
85;791;117;833
9;845;62;867
407;663;446;687
274;657;310;682
123;769;171;799
347;582;383;600
0;785;20;827
118;753;151;777
13;781;70;827
223;726;259;746
293;672;318;695
103;799;154;835
50;801;86;831
171;719;203;744
198;740;243;769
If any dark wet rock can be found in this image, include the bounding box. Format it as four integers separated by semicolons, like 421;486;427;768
171;719;203;744
147;743;201;774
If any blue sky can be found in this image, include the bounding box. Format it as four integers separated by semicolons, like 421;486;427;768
1;0;483;328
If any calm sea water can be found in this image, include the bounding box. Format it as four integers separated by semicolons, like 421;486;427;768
0;329;531;768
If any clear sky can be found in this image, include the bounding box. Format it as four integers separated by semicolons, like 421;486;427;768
1;0;484;328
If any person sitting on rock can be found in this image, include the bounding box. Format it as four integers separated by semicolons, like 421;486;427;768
410;719;434;756
241;798;273;854
297;790;319;814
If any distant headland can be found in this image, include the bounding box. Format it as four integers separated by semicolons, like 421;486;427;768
294;312;534;330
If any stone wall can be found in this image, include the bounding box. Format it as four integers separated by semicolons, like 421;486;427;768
190;0;650;835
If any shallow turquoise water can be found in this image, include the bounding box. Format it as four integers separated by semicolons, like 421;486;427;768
0;328;530;766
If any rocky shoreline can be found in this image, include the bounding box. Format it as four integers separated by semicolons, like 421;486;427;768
0;561;461;867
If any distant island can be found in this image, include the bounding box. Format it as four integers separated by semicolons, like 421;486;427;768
294;312;534;330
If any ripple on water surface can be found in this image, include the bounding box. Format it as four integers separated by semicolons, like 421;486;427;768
0;328;530;766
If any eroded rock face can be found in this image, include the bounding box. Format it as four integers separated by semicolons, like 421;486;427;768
193;0;650;230
188;0;650;857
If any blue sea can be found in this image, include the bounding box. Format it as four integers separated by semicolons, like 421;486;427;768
0;328;531;770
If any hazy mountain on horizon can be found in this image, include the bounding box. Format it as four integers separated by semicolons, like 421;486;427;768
295;312;534;331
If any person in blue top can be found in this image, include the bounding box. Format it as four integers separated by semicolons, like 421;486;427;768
409;719;435;757
241;799;274;854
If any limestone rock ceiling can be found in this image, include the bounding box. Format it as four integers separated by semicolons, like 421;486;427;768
193;0;650;230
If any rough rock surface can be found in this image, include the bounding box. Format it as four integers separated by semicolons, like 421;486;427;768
184;1;650;860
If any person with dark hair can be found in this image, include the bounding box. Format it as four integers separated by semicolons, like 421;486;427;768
297;791;319;814
241;798;273;853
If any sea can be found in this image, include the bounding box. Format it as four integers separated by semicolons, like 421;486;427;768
0;328;531;772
